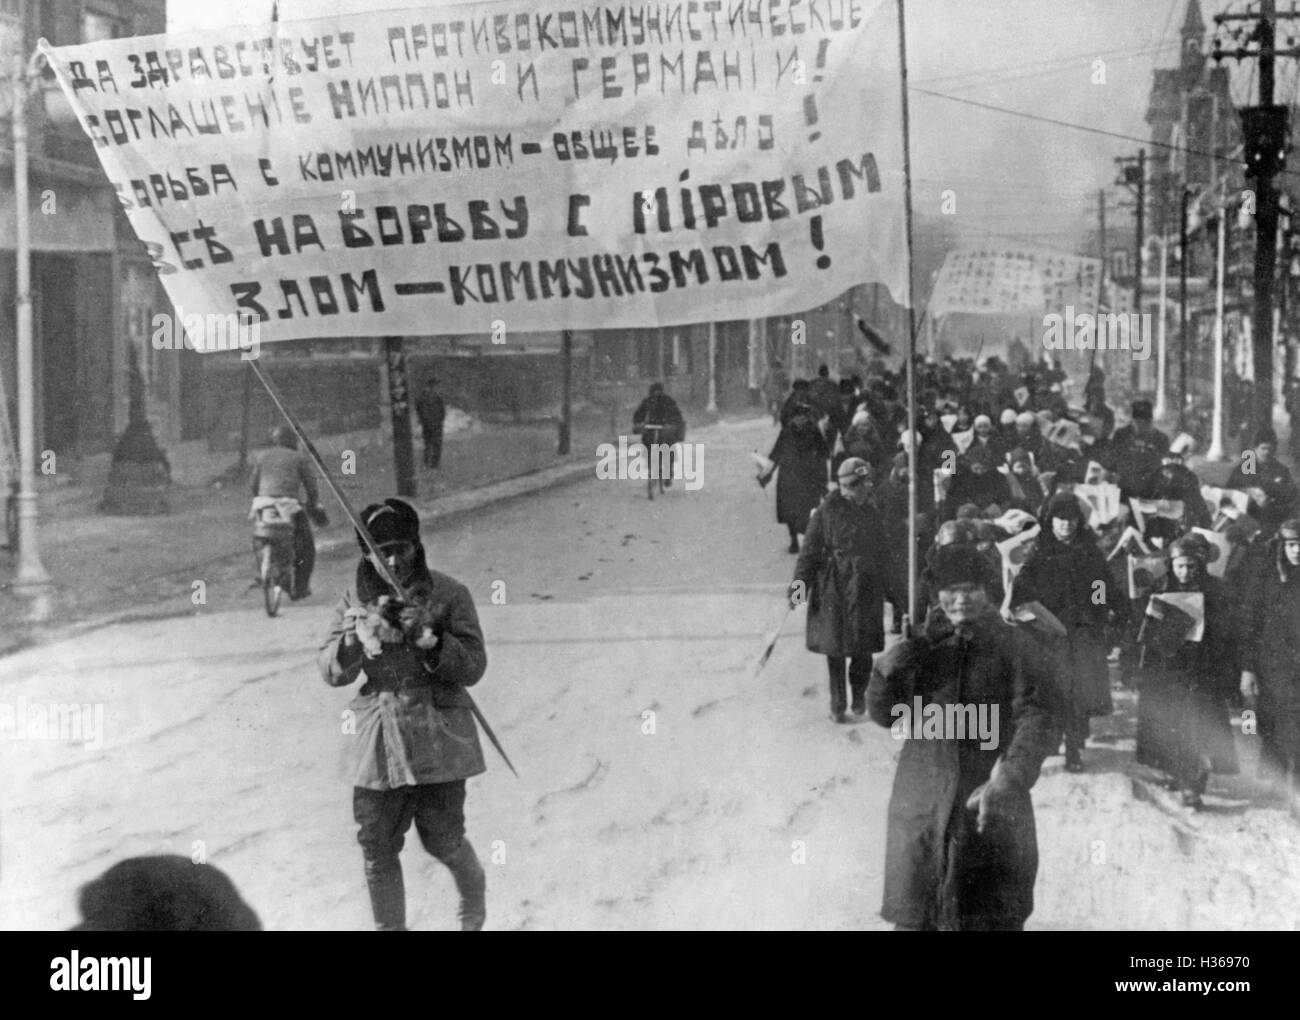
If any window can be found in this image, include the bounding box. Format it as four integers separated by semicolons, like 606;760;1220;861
83;10;124;42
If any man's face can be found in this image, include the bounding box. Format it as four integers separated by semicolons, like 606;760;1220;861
1051;515;1078;542
1171;555;1200;584
1134;418;1152;436
975;421;992;439
969;460;989;476
1015;422;1032;437
1257;442;1275;464
1285;539;1300;567
839;474;872;505
1012;461;1031;478
373;540;419;583
938;583;988;625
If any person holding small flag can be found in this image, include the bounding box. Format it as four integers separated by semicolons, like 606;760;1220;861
1011;493;1126;773
1134;535;1239;809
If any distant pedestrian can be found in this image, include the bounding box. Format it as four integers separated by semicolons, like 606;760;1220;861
1135;535;1239;809
760;400;830;552
250;424;320;601
1239;518;1300;817
1011;492;1126;772
790;458;890;723
1227;427;1298;536
415;377;447;470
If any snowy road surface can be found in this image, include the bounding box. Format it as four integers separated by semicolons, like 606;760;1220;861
2;419;1298;930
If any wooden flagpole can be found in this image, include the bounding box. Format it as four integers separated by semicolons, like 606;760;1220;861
897;0;920;635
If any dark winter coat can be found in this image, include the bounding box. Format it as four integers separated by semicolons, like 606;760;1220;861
1227;458;1298;535
1135;574;1238;777
793;492;890;657
1239;544;1300;763
1012;530;1124;717
317;560;488;789
1106;424;1171;500
875;470;929;610
770;419;830;533
632;393;686;445
867;610;1062;930
938;468;1012;523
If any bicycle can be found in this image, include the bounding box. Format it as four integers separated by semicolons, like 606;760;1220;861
639;423;666;500
251;499;298;617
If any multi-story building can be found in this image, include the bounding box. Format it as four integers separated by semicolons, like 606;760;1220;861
1;0;178;461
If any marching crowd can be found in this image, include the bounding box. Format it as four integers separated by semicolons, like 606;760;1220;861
762;353;1300;931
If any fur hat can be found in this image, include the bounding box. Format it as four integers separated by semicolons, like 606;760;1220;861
72;856;262;931
356;498;420;551
931;545;996;591
1168;533;1209;563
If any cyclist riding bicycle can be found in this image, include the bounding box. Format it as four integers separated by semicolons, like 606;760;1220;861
250;424;323;601
631;382;686;485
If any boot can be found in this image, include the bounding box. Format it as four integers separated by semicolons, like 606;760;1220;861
364;858;407;931
442;840;486;931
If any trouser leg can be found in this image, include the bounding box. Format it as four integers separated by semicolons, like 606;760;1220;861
849;656;871;713
354;787;415;931
427;428;444;470
411;781;484;931
826;656;848;717
291;513;314;597
1064;704;1090;753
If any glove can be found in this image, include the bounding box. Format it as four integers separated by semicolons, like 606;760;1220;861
964;759;1025;836
1240;670;1259;703
354;597;406;656
398;603;441;650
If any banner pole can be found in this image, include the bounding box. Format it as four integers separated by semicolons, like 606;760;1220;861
897;0;920;636
246;358;518;778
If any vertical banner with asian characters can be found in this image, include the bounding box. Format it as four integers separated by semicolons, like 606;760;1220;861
41;0;906;348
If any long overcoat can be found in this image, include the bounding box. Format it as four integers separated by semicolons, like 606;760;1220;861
793;492;890;658
867;611;1061;930
1011;530;1123;717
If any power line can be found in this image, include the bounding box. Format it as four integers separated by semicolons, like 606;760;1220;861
909;85;1266;176
913;41;1181;93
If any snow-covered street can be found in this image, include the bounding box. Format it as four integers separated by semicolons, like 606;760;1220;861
2;418;1298;930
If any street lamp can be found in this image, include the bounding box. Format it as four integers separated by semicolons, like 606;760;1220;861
10;44;52;611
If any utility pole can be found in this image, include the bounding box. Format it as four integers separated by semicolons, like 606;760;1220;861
1117;150;1146;392
1180;187;1191;424
1214;0;1300;439
383;336;417;498
558;328;572;454
1156;235;1169;419
1209;191;1228;461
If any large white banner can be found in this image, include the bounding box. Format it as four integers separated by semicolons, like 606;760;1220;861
42;0;905;347
929;245;1102;318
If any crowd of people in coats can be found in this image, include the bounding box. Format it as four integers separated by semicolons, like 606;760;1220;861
760;352;1300;930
